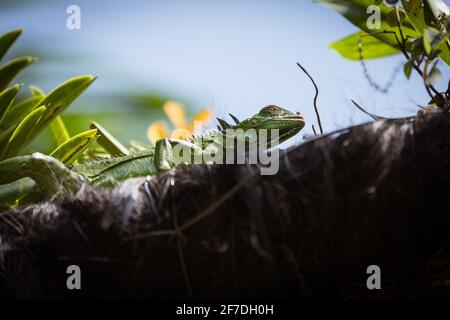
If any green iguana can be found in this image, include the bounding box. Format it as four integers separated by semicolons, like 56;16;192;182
0;105;305;197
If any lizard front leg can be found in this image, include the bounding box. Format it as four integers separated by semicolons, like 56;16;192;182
154;138;205;173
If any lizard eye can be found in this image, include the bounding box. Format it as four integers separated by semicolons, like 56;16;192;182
269;107;275;112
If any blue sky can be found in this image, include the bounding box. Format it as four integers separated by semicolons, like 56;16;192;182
1;0;449;145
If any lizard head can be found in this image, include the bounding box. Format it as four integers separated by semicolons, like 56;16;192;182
234;105;305;144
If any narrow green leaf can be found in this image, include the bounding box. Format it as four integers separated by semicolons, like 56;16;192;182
24;75;96;148
29;85;45;97
0;29;22;62
0;84;20;122
0;177;36;206
0;95;41;128
1;106;46;160
90;121;129;156
0;95;41;148
49;129;98;165
49;116;70;146
0;56;37;92
330;31;400;60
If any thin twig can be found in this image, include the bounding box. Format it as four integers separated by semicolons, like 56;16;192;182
312;125;317;136
351;100;387;120
296;62;323;135
394;6;406;46
422;59;438;104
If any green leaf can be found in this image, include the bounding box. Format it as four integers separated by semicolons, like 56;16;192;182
423;27;448;54
49;129;98;164
404;59;413;78
423;28;436;54
318;0;419;49
437;40;450;65
0;97;41;135
0;29;22;62
29;85;45;97
402;0;429;33
0;56;37;92
0;177;36;206
90;121;129;156
24;75;96;148
330;31;400;60
423;27;450;64
426;61;442;85
1;106;46;159
0;99;37;150
386;7;407;28
0;84;20;123
49;116;70;146
410;40;425;63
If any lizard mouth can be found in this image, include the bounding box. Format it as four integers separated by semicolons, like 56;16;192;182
258;125;302;146
285;114;305;121
278;115;305;139
279;127;301;138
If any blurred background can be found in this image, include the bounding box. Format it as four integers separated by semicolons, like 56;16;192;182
1;0;448;150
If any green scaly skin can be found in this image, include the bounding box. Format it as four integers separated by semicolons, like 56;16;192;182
0;105;305;193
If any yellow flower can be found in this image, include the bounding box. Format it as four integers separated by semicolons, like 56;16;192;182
147;100;213;144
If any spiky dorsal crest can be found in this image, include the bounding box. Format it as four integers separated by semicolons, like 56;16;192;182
216;113;241;131
228;113;240;125
216;117;231;131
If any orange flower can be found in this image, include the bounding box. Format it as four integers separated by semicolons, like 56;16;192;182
147;100;213;144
